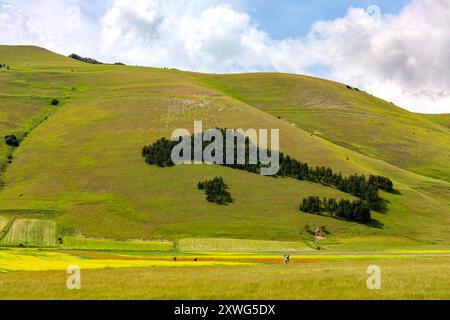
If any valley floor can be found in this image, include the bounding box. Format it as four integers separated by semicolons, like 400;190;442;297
1;248;449;300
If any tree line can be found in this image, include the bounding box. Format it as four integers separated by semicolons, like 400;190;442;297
198;177;233;205
277;154;390;211
300;196;371;224
143;131;395;213
69;54;103;65
68;54;125;66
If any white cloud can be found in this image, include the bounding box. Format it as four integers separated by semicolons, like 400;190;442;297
303;1;450;113
0;0;99;56
1;0;449;113
99;0;277;71
0;4;43;44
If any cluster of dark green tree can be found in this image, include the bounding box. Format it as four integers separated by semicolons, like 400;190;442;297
368;175;394;193
142;138;178;167
69;54;103;64
0;63;9;70
346;85;361;92
300;196;371;224
142;130;274;174
277;154;393;211
4;135;20;147
198;177;233;205
143;131;394;212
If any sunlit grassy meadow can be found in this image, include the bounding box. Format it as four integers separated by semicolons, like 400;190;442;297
0;248;449;300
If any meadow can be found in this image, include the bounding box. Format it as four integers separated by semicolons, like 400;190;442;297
63;236;173;251
0;247;449;300
177;238;313;252
1;235;448;300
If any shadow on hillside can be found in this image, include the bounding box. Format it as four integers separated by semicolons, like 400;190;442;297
367;219;384;229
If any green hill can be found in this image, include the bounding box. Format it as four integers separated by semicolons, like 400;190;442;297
198;73;450;183
0;45;449;247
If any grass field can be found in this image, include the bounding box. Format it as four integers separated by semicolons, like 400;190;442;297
0;216;9;232
0;248;448;299
63;236;173;251
0;249;251;273
0;219;57;247
177;238;313;252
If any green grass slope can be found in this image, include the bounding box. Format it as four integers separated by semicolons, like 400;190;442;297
423;113;450;129
0;46;449;246
199;74;450;183
0;46;90;185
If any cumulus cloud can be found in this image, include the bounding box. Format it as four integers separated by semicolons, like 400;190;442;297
0;4;44;44
99;0;280;72
0;0;449;113
304;1;450;113
0;0;99;56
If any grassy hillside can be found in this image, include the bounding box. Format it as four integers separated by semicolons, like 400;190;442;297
0;45;449;246
0;46;86;186
199;74;450;183
423;113;450;129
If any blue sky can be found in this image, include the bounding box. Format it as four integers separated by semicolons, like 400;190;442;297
0;0;449;113
87;0;408;36
237;0;410;39
43;0;412;39
4;0;410;39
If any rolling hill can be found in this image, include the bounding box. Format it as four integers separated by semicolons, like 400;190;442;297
199;73;450;183
0;45;449;247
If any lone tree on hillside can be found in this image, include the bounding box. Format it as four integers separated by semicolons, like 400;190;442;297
4;135;20;147
198;177;234;205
